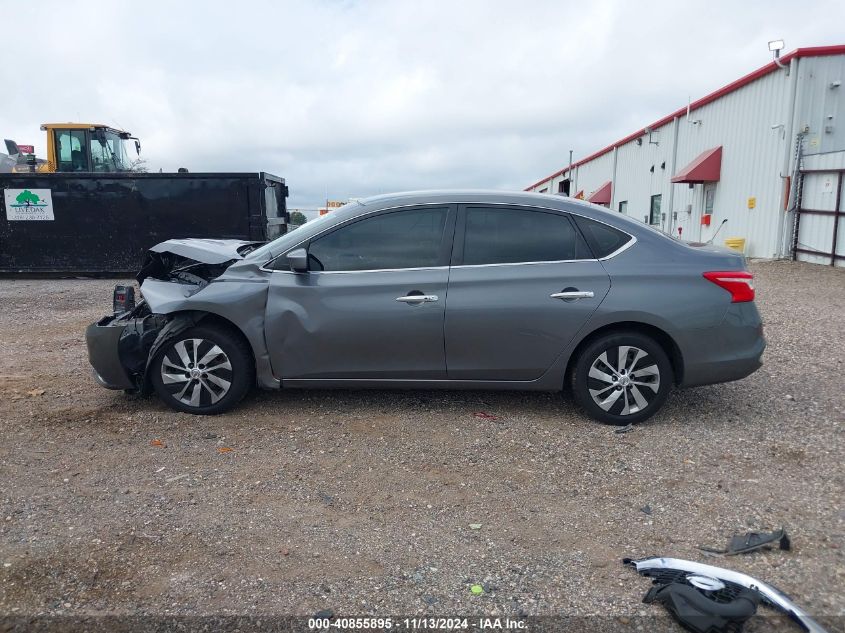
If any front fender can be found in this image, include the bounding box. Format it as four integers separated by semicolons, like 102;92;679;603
139;278;278;389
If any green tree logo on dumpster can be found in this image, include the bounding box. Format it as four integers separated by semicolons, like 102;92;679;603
12;190;47;207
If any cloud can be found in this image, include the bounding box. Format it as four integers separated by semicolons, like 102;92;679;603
4;0;844;206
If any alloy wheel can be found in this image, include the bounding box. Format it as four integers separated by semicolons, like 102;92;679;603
159;338;233;408
587;345;660;416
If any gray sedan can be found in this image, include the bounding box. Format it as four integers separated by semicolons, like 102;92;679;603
85;191;764;425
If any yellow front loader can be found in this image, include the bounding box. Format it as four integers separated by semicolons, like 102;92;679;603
5;123;140;173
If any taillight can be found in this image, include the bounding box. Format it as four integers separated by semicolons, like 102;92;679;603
703;271;755;303
113;284;136;315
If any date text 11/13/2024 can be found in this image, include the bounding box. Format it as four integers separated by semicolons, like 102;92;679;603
308;617;528;630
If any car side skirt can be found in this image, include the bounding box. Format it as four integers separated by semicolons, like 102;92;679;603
281;378;558;391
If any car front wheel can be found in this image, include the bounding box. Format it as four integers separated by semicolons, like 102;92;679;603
572;332;673;425
150;325;254;415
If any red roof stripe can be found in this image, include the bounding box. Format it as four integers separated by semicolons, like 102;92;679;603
525;45;845;191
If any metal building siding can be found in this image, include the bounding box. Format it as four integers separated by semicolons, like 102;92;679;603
803;149;845;171
572;152;615;201
670;67;793;256
794;56;845;155
612;126;676;223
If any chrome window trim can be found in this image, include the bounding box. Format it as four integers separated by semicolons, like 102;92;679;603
450;258;598;270
260;200;637;273
598;235;637;260
268;265;450;276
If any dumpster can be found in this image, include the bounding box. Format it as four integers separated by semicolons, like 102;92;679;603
0;171;288;274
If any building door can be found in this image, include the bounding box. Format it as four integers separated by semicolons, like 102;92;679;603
794;171;844;267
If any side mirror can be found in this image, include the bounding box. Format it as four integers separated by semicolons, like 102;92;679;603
286;248;309;272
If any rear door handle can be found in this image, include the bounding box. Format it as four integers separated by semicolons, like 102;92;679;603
396;294;439;304
550;290;594;300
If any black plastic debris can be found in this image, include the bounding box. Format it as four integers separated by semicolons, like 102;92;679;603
642;582;759;633
699;527;791;556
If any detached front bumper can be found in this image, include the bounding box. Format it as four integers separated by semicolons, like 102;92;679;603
85;317;136;390
85;311;168;392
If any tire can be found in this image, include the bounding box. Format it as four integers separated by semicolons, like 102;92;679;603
149;325;254;415
571;332;673;425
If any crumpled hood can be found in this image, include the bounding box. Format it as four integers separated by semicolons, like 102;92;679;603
147;238;264;265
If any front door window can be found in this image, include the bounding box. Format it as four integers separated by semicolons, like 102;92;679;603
308;207;449;271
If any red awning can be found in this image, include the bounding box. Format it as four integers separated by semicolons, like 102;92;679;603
671;146;722;184
587;181;612;204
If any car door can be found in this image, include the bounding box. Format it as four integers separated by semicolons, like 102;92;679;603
444;204;611;380
264;205;456;380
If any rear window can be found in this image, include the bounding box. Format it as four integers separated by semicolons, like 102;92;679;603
573;216;632;258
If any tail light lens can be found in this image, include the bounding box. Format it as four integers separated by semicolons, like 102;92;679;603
113;285;136;314
703;271;755;302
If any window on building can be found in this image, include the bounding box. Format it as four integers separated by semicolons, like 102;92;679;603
649;194;662;225
558;179;571;196
539;187;548;194
462;207;591;265
618;200;628;215
704;184;716;216
307;207;448;271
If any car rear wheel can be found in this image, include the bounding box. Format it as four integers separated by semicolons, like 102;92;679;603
150;325;254;415
571;332;673;425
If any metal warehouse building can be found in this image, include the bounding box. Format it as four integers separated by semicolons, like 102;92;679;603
526;45;845;265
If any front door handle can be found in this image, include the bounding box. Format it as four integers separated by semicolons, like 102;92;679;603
550;290;594;300
396;294;439;304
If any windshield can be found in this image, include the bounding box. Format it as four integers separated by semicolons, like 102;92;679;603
90;131;130;171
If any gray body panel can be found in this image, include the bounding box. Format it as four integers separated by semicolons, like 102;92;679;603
445;261;609;380
86;190;764;397
266;268;449;379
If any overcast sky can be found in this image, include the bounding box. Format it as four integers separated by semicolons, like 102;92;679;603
4;0;844;208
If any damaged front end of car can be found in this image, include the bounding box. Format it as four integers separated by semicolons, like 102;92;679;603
85;239;265;393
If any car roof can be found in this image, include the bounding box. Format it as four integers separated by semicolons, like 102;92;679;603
355;189;649;232
359;189;578;209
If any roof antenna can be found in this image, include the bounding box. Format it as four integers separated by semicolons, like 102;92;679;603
769;39;787;70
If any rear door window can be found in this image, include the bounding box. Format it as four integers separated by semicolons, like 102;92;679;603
461;207;591;265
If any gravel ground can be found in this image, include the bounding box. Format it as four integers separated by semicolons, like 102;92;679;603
0;260;843;629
